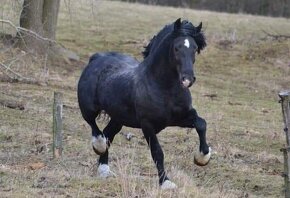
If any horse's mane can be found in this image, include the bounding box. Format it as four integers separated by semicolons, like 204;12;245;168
142;24;173;58
142;19;206;58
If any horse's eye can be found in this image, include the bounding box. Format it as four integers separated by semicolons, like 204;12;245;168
174;47;179;52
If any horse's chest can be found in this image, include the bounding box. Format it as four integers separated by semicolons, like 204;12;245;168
136;84;191;123
147;91;191;122
167;96;190;116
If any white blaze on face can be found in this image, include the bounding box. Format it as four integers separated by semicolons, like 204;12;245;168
184;39;190;48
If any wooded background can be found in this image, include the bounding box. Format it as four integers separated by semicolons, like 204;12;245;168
114;0;290;18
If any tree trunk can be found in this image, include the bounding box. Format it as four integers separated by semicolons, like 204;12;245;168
19;0;45;52
18;0;79;61
42;0;60;39
20;0;44;34
19;0;60;54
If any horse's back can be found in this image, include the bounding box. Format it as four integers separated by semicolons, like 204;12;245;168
85;52;138;74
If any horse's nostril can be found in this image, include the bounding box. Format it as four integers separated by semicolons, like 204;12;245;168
192;77;196;83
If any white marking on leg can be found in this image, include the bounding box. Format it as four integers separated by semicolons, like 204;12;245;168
97;164;111;178
194;147;212;166
92;135;107;154
161;180;177;190
184;39;190;48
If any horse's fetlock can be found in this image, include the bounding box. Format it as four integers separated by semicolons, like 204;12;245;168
92;135;107;155
194;147;211;166
161;180;177;190
97;164;112;178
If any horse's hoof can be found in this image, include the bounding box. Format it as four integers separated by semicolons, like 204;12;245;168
194;147;212;166
161;180;177;190
92;135;107;155
97;164;112;178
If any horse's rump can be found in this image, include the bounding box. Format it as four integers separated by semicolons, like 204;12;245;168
78;52;139;123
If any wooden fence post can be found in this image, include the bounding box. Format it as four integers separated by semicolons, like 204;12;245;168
53;92;63;158
279;90;290;198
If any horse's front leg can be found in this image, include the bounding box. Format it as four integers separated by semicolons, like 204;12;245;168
141;120;177;190
193;112;211;166
178;108;211;166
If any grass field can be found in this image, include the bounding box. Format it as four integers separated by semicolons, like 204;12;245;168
1;0;290;197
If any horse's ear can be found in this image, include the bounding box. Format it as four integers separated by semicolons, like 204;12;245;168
174;18;181;31
196;22;202;33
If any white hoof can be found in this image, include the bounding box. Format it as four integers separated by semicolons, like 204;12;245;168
97;164;111;178
161;180;177;190
92;135;107;154
194;147;212;166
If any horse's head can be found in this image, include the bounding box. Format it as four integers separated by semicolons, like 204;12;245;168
170;18;206;88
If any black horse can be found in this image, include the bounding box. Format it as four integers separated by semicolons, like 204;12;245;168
77;18;211;189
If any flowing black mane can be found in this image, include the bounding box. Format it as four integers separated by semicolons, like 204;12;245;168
143;19;207;58
142;24;173;58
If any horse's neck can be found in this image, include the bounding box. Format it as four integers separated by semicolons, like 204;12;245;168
143;50;179;88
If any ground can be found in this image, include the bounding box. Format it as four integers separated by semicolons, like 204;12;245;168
0;0;290;197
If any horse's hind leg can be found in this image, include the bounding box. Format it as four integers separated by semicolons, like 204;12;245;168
97;119;122;178
141;120;177;189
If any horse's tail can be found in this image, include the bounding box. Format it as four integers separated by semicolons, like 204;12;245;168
89;52;120;63
89;53;104;63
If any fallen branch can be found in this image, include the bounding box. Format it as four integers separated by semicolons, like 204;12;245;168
262;30;290;40
0;62;38;84
0;99;25;110
0;61;26;78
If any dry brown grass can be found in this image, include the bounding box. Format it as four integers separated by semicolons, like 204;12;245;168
0;0;290;197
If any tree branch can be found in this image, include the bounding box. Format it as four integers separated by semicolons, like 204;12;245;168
0;19;58;44
0;19;79;61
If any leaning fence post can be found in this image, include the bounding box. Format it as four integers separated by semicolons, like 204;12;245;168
53;92;63;158
279;90;290;198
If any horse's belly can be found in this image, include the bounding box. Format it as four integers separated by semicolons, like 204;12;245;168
108;110;141;128
121;119;141;128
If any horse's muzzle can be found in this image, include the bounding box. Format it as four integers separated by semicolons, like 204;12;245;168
182;76;195;88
